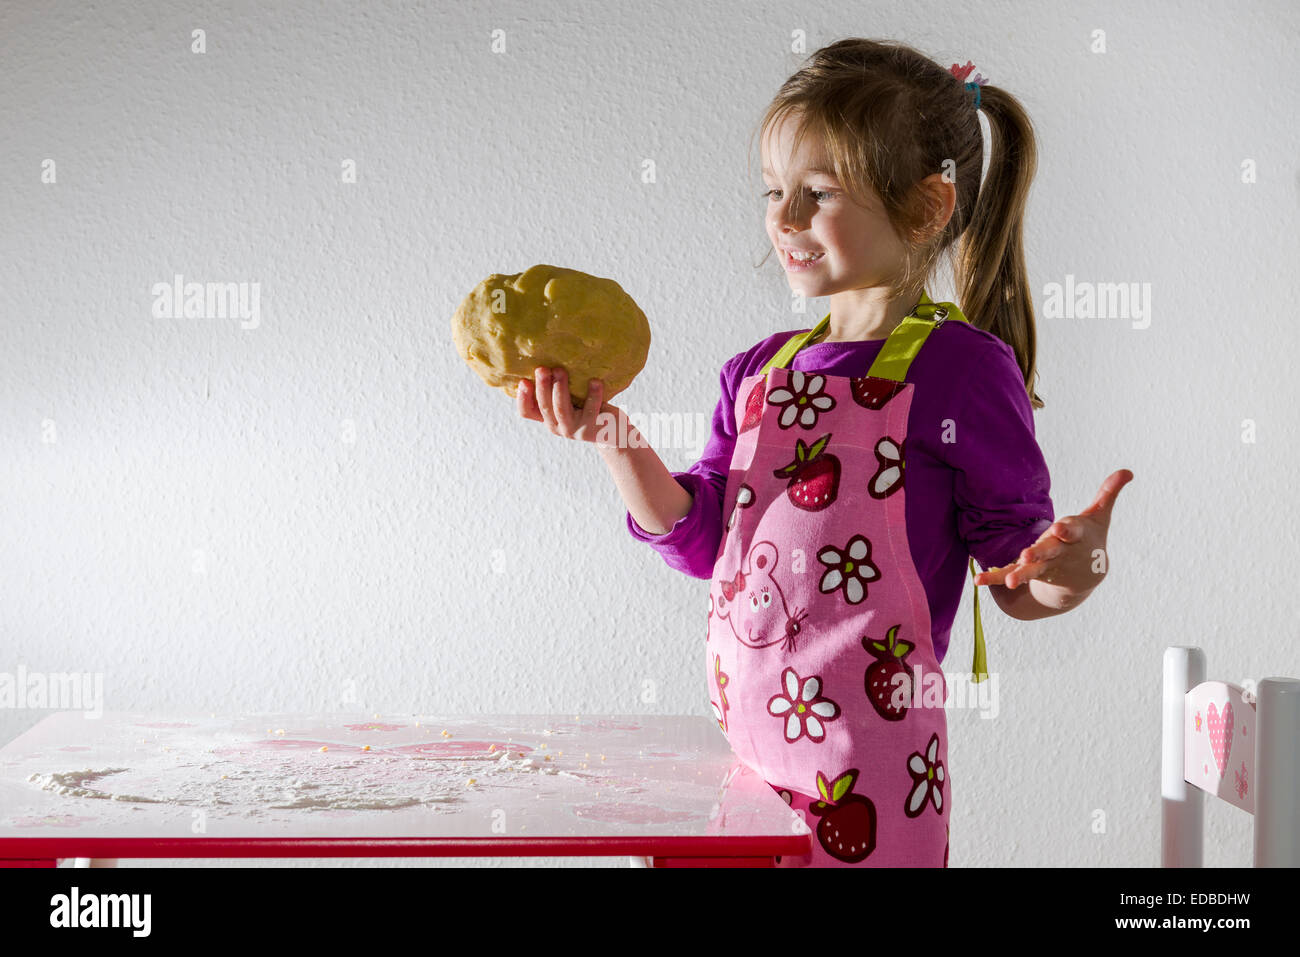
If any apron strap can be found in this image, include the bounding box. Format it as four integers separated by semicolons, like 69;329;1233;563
865;292;971;382
755;293;989;683
969;556;989;684
760;314;831;374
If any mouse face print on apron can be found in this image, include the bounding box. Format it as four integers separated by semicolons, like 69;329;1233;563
706;293;986;867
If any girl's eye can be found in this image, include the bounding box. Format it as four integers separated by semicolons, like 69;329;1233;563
762;189;834;202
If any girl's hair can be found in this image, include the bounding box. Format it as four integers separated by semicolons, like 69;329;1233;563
751;37;1044;409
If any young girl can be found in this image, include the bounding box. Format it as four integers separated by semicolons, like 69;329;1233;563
517;38;1131;867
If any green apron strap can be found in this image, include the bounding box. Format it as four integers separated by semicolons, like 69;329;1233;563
866;292;971;381
760;313;831;374
969;557;989;683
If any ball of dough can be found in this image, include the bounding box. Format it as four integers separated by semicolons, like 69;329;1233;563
452;264;651;407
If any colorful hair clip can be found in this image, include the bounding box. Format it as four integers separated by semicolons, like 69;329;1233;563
949;60;988;109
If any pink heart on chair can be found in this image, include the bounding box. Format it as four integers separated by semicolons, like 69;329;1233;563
1207;701;1233;777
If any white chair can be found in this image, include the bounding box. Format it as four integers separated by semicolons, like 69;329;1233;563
1161;646;1300;866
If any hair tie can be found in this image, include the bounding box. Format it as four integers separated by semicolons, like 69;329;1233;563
949;60;988;109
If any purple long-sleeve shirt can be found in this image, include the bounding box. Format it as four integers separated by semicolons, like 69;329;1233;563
626;318;1055;666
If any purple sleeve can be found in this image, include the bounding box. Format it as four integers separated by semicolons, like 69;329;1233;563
624;353;744;579
949;338;1055;571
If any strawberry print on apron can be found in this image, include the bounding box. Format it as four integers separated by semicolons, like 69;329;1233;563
707;293;982;868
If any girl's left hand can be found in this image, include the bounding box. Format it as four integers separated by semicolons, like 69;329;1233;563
974;469;1134;594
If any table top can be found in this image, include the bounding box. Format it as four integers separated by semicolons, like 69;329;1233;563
0;712;811;859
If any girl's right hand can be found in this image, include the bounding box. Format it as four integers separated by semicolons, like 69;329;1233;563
517;366;621;447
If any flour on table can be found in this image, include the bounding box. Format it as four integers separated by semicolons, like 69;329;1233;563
25;768;163;803
23;741;595;815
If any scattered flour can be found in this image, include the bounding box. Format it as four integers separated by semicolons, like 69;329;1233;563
492;750;586;782
23;743;595;815
26;768;163;803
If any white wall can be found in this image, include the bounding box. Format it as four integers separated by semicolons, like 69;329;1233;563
2;0;1297;867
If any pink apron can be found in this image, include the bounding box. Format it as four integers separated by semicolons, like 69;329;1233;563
706;293;988;867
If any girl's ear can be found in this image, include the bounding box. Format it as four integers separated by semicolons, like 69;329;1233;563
906;173;957;244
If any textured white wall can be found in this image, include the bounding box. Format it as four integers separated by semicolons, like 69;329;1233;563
3;0;1298;868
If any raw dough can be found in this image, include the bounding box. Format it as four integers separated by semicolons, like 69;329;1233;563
451;264;651;406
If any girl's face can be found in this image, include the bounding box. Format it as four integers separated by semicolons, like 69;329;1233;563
761;115;909;297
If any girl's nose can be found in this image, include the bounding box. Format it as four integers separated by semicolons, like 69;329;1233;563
774;206;810;233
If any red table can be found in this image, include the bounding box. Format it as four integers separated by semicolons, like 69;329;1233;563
0;712;810;867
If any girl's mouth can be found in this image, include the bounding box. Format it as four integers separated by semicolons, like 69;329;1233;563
784;249;825;271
